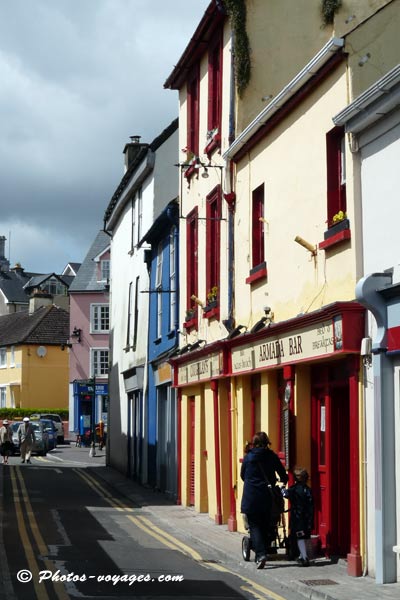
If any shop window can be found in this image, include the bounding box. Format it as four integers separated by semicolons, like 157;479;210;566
205;30;222;155
204;186;221;319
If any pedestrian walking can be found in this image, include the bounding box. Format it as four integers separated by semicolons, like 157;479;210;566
0;420;14;464
283;467;314;566
240;431;288;569
17;417;36;464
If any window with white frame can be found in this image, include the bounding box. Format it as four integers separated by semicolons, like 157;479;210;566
91;348;109;377
10;346;15;367
156;241;163;338
0;348;6;368
100;259;110;282
91;304;109;333
169;227;177;331
137;188;143;246
0;387;6;408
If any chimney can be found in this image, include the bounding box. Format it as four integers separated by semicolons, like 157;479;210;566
0;236;10;272
123;135;147;172
10;262;24;277
29;291;53;314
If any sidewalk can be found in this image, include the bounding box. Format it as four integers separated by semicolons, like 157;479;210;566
92;464;400;600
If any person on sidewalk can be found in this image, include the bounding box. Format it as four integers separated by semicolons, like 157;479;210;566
283;467;314;566
17;417;36;464
0;420;14;464
241;431;288;569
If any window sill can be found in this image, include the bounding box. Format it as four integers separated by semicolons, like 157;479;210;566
204;133;221;157
183;317;198;332
246;262;268;285
203;305;220;320
319;228;351;250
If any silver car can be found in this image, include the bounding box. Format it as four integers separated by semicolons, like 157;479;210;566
11;421;48;456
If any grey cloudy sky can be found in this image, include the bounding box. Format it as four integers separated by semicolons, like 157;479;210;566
0;0;209;273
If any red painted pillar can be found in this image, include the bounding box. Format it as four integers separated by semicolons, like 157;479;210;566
226;379;237;531
347;355;362;576
176;388;182;505
212;380;223;525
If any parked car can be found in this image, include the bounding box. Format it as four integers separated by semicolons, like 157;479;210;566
30;413;64;443
11;421;48;456
32;418;57;451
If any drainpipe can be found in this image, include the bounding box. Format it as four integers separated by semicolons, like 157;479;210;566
212;380;223;524
226;379;237;531
355;271;397;583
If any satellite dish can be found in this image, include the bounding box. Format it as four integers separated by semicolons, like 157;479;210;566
37;346;47;358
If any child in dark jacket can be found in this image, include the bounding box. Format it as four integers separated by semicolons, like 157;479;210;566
284;467;314;566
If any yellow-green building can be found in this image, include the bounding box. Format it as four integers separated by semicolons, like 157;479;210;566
0;298;69;409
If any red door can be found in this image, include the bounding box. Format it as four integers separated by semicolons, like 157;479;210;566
312;364;350;556
189;397;195;506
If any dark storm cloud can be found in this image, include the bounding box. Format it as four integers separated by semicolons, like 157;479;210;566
0;0;210;272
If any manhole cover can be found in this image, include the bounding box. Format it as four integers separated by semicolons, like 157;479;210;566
301;579;339;586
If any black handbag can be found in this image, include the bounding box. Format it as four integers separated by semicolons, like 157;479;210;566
257;462;284;525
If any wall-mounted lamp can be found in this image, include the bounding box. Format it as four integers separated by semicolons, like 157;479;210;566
294;235;317;257
228;324;247;339
71;327;82;343
201;166;209;179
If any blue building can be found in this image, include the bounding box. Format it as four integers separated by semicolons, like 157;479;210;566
141;199;179;498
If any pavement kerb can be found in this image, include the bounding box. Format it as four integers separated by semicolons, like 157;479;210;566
90;466;351;600
0;467;17;600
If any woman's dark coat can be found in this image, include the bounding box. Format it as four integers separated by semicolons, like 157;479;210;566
240;447;288;515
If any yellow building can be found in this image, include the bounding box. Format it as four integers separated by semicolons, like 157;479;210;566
0;297;69;409
165;0;396;579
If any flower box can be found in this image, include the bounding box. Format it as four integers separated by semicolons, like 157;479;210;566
324;218;350;240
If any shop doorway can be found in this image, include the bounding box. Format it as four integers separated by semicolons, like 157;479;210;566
311;363;351;557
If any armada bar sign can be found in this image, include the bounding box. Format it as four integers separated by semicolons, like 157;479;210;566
232;319;341;373
178;352;223;385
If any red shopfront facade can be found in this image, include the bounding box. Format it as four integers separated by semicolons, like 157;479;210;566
172;301;365;576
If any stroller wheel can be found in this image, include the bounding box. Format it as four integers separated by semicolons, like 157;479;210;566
242;535;251;561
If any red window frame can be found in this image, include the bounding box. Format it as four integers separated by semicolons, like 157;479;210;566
326;126;346;227
186;207;198;312
206;30;222;154
187;65;200;157
205;186;221;301
252;183;265;268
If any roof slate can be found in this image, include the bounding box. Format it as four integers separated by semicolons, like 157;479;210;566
0;305;69;346
68;230;110;293
0;270;33;303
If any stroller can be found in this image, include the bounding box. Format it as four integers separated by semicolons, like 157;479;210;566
241;485;289;562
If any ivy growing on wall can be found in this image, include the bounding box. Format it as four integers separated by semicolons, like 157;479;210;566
321;0;342;26
224;0;251;97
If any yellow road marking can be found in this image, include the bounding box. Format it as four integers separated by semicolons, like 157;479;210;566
136;515;203;561
127;515;184;553
74;469;287;600
15;467;70;600
10;468;49;600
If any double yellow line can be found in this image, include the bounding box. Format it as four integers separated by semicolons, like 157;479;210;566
10;467;70;600
75;468;287;600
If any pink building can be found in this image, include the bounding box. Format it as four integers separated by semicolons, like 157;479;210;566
68;230;110;437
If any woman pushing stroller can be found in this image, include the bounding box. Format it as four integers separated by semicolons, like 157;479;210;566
240;432;288;569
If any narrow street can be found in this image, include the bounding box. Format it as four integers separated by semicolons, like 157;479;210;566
0;444;299;600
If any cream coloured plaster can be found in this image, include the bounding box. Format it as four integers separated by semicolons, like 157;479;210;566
178;23;233;346
234;65;358;327
344;0;400;99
